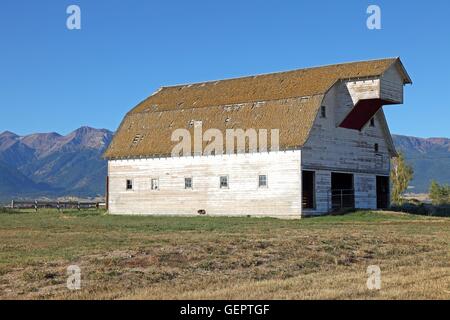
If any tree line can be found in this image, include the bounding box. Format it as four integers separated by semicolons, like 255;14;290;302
391;152;449;205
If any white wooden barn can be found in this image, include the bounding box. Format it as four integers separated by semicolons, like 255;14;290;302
104;58;411;218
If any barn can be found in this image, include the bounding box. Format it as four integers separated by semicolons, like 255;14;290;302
104;58;412;218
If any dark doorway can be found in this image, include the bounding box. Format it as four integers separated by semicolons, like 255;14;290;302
376;176;390;209
331;172;355;210
105;176;109;211
302;171;315;209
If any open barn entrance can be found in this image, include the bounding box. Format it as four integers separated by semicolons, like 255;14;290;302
302;171;315;209
331;172;355;210
376;176;390;209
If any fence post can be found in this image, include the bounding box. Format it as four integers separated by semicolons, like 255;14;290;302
11;200;14;209
34;200;38;212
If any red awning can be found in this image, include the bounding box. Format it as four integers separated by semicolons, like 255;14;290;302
339;99;395;130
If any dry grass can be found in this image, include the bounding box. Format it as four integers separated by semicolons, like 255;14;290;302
0;210;448;300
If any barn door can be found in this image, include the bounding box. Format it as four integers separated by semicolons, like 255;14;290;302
331;172;355;210
302;171;315;209
376;176;389;209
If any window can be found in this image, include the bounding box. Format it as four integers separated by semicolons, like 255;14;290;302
374;143;379;152
370;118;375;127
126;179;133;190
185;177;193;189
320;106;327;118
220;176;229;189
151;178;159;190
132;134;143;146
258;175;267;188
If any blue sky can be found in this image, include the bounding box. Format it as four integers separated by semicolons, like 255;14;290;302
0;0;449;138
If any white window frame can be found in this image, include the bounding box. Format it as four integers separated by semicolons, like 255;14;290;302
185;177;193;189
126;179;133;191
219;175;229;189
151;178;160;191
258;174;268;188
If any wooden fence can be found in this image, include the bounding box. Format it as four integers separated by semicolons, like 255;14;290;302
9;200;105;211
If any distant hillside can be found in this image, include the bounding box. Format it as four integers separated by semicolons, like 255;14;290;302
392;135;450;193
0;127;113;202
0;127;448;202
0;160;43;195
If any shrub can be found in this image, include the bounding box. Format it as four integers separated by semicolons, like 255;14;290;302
390;202;450;217
429;180;450;206
0;207;16;214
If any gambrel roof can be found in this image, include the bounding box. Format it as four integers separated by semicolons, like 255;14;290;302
104;58;411;159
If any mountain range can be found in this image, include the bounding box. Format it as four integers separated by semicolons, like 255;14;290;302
0;127;113;202
392;134;450;193
0;128;448;202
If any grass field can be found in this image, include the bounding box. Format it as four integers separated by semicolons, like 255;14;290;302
0;209;449;300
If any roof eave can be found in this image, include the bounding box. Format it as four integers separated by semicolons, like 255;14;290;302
392;57;413;85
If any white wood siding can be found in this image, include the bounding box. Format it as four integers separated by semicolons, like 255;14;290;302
354;174;377;209
303;83;391;175
302;170;332;215
380;64;404;103
108;150;302;218
336;78;381;125
301;76;400;213
345;78;380;105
